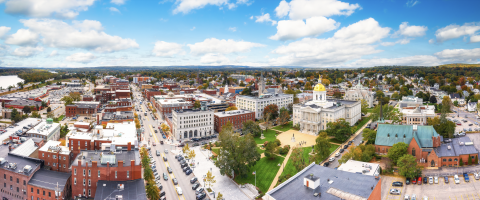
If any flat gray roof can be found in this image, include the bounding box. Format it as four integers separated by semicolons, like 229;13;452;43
94;179;147;200
28;169;71;191
268;164;379;200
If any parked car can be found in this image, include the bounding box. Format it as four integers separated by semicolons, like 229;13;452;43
176;187;183;195
190;177;198;184
186;169;193;175
412;178;417;184
423;177;428;184
411;194;417;200
474;173;480;180
323;162;330;167
434;176;438;184
195;187;204;195
428;177;433;184
464;173;470;182
454;175;460;184
404;195;410;200
159;191;166;197
392;181;403;187
390;189;400;195
339;149;344;153
406;178;410;185
328;157;335;162
196;192;206;200
192;183;200;190
444;176;449;184
417;177;422;185
335;153;341;157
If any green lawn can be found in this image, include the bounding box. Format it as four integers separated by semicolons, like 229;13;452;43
281;144;339;178
254;129;278;144
328;138;344;144
366;108;374;113
272;121;293;132
329;144;340;153
53;115;65;123
353;116;371;133
256;146;265;154
211;148;220;155
234;156;285;193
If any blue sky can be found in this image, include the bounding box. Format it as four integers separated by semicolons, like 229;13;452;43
0;0;479;68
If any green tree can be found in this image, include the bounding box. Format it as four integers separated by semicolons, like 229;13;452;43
291;147;308;172
22;106;31;114
475;155;478;164
441;96;452;112
69;92;81;101
142;155;150;168
397;154;418;179
459;158;464;166
468;155;473;165
265;141;277;160
241;120;261;137
60;96;73;106
370;104;402;123
361;99;369;114
325;118;352;142
30;111;41;118
145;180;160;200
430;95;437;104
193;100;201;109
362;129;377;144
387;142;409;165
277;107;290;126
313;132;331;163
144;166;153;182
453;100;459;107
46;107;51;113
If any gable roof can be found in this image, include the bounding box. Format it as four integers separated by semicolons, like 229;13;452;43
375;124;439;148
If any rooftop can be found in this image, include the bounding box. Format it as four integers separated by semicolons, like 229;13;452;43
26;120;61;136
336;160;380;176
214;109;254;117
28;169;71;191
67;122;138;147
39;140;70;155
94;179;147;200
435;137;479;157
72;150;140;167
375;124;439;148
102;111;134;120
267;163;379;200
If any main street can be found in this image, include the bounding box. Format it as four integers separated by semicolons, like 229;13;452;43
132;85;198;200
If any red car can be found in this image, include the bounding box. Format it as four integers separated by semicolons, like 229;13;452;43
417;177;422;185
412;178;417;184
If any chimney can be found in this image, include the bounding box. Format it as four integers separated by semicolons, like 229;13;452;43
127;142;131;151
118;160;123;167
131;160;135;167
78;160;81;167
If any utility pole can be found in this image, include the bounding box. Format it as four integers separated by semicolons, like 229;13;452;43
55;182;60;200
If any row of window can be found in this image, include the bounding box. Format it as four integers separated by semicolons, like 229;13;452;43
31;187;52;197
42;153;67;160
3;183;26;195
3;175;26;185
74;169;129;179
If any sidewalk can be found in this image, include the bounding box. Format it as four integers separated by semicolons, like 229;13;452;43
267;148;293;191
423;165;480;177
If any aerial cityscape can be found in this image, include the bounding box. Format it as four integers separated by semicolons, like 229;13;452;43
0;0;480;200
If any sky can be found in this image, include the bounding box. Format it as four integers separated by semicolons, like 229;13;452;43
0;0;479;68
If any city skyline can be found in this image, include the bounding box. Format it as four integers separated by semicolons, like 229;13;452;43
0;0;479;68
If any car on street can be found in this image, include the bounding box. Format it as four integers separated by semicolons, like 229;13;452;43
339;149;344;153
454;175;460;184
164;149;168;154
163;157;167;161
163;173;168;181
192;183;200;190
392;182;403;187
444;176;449;183
176;187;183;195
156;150;160;156
153;142;156;146
172;178;178;185
390;189;400;195
335;152;341;157
328;157;335;162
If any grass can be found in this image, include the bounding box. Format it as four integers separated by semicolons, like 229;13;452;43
272;121;293;132
353;116;371;133
53;115;65;123
234;156;285;193
328;138;344;144
211;148;220;156
329;144;340;153
256;146;265;154
366;108;374;113
254;129;278;144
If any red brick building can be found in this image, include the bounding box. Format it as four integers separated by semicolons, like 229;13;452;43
214;110;255;133
163;82;179;91
82;95;94;101
65;102;100;117
28;169;71;200
104;98;132;113
39;141;73;173
70;146;141;199
144;89;165;102
202;89;217;96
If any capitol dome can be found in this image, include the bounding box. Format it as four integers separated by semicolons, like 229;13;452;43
313;75;326;92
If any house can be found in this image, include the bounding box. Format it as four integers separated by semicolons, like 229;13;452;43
450;93;465;105
264;163;381;200
466;101;477;112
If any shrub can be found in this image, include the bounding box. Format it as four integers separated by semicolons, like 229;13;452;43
275;139;281;146
277;147;283;154
475;156;478;164
263;141;269;147
460;158;464;166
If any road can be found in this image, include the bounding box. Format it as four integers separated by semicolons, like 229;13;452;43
132;85;199;200
326;129;366;169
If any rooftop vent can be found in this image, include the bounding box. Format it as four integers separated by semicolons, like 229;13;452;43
447;145;451;150
24;165;32;173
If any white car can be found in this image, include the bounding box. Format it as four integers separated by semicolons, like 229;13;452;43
411;194;416;200
328;157;335;162
335;153;341;157
176;187;182;195
434;176;438;184
428;176;433;184
454;175;460;184
390;189;400;195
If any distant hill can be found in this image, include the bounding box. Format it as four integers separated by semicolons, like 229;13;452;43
439;63;480;68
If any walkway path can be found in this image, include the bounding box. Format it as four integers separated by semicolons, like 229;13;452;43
267;147;294;192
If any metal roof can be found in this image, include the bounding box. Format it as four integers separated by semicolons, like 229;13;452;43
375;124;438;148
10;138;37;157
101;154;117;165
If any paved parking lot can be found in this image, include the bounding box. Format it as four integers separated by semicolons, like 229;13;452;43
382;174;480;200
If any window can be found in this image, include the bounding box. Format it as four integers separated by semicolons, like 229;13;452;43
454;158;458;162
16;178;19;183
64;156;66;160
88;189;91;196
53;155;56;159
83;169;85;176
127;171;129;178
98;170;101;177
85;142;87;146
16;187;19;192
74;178;76;185
83;189;86;196
42;153;44;157
3;183;5;187
10;176;12;181
37;189;39;194
31;188;33;192
53;163;56;167
449;158;452;161
64;164;66;168
443;159;446;162
74;168;77;175
43;191;45;195
88;170;91;177
83;179;85;186
115;171;117;179
3;174;5;179
412;148;415;156
88;179;91;186
49;192;51;197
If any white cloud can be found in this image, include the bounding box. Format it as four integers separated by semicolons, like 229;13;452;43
429;39;435;44
5;29;39;46
397;38;411;45
394;22;427;37
380;38;412;47
111;0;126;5
190;26;196;31
274;0;290;18
49;50;58;57
249;16;253;20
346;55;440;68
200;53;230;64
152;41;185;57
433;23;480;43
229;27;237;32
471;35;480;43
188;38;265;56
380;42;395;47
0;26;11;38
173;0;246;14
20;19;139;52
434;48;480;61
3;0;96;19
274;0;361;20
11;46;44;57
255;13;277;26
270;18;391;67
269;16;339;41
109;7;120;13
406;0;419;7
66;52;96;63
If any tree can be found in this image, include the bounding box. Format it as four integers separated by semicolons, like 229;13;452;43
146;180;160;200
291;147;308;172
397;154;418;179
225;106;238;111
217;192;223;200
387;142;408;165
277;107;290;126
69;92;81;101
241;87;252;95
47;112;54;119
22;106;31;114
31;111;41;118
143;166;153;181
361;99;369;114
475;155;478;165
161;123;170;134
362;129;377;144
188;149;196;161
142;155;150;168
193;100;201;109
60;124;69;138
60;96;73;106
459;158;464;166
453;100;459;107
265;141;277;159
263;104;279;120
304;82;312;90
241;120;261;137
313;132;331;163
427;117;455;138
205;170;216;188
370;104;402;123
325;119;352;142
430;95;437;104
468;155;473;165
333;91;342;99
182;143;190;154
46;107;51;113
441;96;452;112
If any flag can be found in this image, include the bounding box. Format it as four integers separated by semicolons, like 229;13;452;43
252;171;256;175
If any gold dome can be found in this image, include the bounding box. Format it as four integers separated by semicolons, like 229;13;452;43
314;83;326;92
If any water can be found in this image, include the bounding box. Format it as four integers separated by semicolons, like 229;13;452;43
0;75;24;89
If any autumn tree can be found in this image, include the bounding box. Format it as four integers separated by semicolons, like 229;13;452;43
193;100;201;109
304;82;312;90
225;106;238;111
291;147;308;172
325;119;352;142
263;104;279;120
361;99;369;114
205;170;216;188
277;107;290;126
